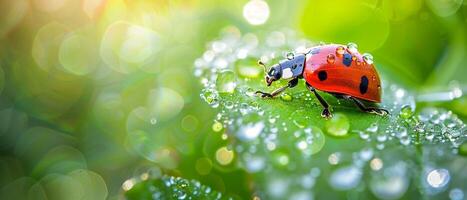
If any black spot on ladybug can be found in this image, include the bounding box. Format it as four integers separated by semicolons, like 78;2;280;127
318;71;327;81
359;76;369;94
343;53;352;67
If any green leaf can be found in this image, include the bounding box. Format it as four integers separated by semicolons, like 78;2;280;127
193;30;466;199
124;175;236;200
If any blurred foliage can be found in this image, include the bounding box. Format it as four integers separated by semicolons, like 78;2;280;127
0;0;465;200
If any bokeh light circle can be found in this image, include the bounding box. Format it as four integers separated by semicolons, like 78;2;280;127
32;22;68;72
146;87;184;122
59;33;98;75
100;21;162;74
243;0;270;25
426;0;463;17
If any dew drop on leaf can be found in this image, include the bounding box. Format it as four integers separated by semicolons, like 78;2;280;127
325;113;350;137
216;70;237;93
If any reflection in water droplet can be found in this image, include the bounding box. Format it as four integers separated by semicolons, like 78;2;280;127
200;89;219;108
326;54;335;64
399;105;414;119
280;93;292;101
346;42;358;54
325;113;349;137
224;101;234;109
329;166;362;190
216;70;237;93
362;53;374;65
335;46;345;56
426;168;450;188
237;121;264;141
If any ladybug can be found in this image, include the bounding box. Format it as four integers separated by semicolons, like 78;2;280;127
255;43;389;118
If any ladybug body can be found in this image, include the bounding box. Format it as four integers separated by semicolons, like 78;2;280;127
256;43;388;118
303;44;382;103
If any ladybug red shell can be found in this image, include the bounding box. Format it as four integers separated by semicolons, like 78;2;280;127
256;43;388;118
303;44;382;102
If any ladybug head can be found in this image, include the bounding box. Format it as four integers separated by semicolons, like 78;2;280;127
259;53;306;86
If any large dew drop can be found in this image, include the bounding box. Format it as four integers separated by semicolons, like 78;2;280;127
216;70;237;93
325;113;350;137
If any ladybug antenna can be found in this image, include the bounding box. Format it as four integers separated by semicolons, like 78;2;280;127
257;60;268;73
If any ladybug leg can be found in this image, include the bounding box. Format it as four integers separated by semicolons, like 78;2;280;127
348;96;389;116
255;78;298;98
306;84;332;118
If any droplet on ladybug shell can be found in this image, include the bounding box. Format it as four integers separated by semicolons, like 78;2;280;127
327;54;336;64
372;76;376;81
346;42;358;54
362;53;374;65
336;46;345;56
352;55;357;61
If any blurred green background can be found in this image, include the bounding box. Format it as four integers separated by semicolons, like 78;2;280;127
0;0;465;199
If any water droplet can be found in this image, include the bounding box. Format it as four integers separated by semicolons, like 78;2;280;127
328;152;341;165
449;188;464;200
200;89;219;108
395;126;407;138
329;165;362;190
376;133;388;142
245;88;256;97
335;46;345;56
367;123;379;133
358;131;370;140
426;168;450;188
239;103;251;115
362;53;374;65
370;158;383;171
150;118;157;125
399;105;414;119
370;163;409;200
224;101;234;109
400;136;411;145
359;148;374;161
325;113;350;137
237;121;264;141
346;42;358;54
216;70;237;93
212;121;223;132
295;126;325;155
280;93;292;101
291;110;308;128
327;54;335;64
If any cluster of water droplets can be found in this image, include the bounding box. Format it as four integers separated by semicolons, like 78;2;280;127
194;27;466;199
354;84;466;151
123;174;231;200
